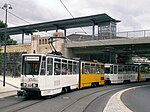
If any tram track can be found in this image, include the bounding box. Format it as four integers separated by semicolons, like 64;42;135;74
58;85;127;112
0;97;46;112
0;82;149;112
0;97;25;111
58;82;150;112
0;90;47;112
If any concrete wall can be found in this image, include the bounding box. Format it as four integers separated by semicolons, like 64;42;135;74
0;35;65;54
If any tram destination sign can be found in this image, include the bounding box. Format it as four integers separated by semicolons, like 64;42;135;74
25;56;40;61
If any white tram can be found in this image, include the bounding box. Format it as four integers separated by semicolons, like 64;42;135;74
17;54;79;97
104;64;138;84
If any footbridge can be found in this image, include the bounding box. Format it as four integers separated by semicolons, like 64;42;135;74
65;30;150;63
0;13;149;63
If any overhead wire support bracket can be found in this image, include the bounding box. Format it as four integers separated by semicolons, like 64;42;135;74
48;36;65;56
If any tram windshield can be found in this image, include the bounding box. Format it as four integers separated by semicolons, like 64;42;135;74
22;56;41;75
105;65;113;74
105;67;111;74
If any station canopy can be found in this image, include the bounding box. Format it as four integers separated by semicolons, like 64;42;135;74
0;13;120;35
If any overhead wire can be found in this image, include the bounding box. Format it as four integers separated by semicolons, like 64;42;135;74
59;0;106;45
59;0;87;34
7;10;31;24
0;7;31;24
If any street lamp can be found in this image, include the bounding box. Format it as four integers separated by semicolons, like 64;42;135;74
2;3;12;86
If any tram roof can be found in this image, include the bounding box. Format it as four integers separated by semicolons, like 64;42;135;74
0;13;120;35
22;53;80;61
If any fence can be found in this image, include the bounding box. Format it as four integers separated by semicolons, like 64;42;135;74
67;30;150;42
117;30;150;38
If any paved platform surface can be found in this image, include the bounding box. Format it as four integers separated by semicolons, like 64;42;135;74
0;76;20;98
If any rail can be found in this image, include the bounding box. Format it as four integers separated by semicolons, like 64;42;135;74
66;29;150;42
117;29;150;38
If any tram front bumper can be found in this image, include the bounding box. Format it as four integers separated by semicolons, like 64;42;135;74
17;87;41;97
17;90;27;96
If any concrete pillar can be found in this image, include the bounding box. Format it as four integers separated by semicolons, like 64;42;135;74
22;33;24;44
63;48;76;58
92;24;95;40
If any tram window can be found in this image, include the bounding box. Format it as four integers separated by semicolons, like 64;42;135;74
148;67;150;73
101;65;104;74
128;66;132;74
68;61;73;75
91;64;96;74
145;67;149;73
132;66;136;73
140;66;145;72
118;65;123;74
84;63;90;74
124;66;128;73
40;56;46;75
114;66;117;74
136;66;138;72
22;56;41;75
54;59;61;75
23;62;40;75
62;60;67;75
47;58;53;75
82;63;85;74
73;62;79;75
105;67;110;74
96;64;101;74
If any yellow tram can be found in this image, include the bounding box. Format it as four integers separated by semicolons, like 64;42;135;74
79;61;105;89
139;64;150;81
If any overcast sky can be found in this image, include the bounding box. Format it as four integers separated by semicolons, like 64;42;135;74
0;0;150;42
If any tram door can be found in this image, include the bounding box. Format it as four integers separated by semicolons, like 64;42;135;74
113;65;121;82
45;57;53;89
117;65;123;83
39;56;46;89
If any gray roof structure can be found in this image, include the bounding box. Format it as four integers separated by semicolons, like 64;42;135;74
0;13;120;35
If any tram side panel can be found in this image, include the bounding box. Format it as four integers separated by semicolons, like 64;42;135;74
104;64;123;84
104;64;139;84
79;61;105;89
139;64;150;81
40;57;79;96
41;75;79;96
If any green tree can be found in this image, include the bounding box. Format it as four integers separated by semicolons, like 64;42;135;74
0;20;17;45
0;20;6;28
0;20;17;67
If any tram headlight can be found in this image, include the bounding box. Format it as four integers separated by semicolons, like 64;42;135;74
32;83;38;87
21;83;27;87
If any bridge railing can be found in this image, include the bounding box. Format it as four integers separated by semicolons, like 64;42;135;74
66;30;150;42
117;29;150;38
